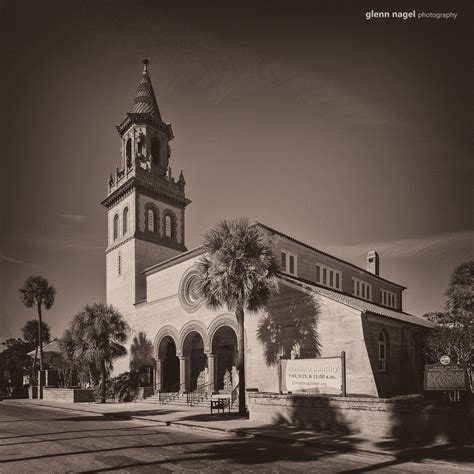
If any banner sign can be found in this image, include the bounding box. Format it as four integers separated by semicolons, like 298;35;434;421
280;357;343;395
424;364;469;391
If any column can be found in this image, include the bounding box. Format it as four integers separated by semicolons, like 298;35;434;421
155;359;163;392
179;356;189;392
206;353;216;395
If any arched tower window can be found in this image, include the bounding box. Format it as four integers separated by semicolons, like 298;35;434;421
378;331;389;372
163;210;177;240
165;215;172;238
113;214;119;241
126;138;132;162
151;137;161;165
147;209;155;232
123;207;129;235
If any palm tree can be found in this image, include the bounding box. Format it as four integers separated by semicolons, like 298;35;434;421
195;218;279;415
21;319;51;384
19;276;56;397
71;303;129;403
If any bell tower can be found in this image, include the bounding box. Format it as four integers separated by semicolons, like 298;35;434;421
102;59;191;311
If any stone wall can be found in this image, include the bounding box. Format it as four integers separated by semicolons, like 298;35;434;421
248;393;474;443
43;388;95;403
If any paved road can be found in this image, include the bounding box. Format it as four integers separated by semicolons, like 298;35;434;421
0;403;469;473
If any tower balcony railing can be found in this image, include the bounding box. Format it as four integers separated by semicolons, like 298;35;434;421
107;156;186;196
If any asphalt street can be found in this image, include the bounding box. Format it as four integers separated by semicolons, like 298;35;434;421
0;403;469;473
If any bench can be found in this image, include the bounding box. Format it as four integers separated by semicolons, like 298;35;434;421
210;398;230;415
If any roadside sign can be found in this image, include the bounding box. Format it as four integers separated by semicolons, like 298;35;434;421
424;363;469;391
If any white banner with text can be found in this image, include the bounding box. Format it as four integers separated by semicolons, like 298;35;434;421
280;357;343;395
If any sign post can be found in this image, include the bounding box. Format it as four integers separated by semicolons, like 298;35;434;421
341;351;347;397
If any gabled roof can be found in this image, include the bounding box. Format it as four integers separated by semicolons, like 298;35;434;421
27;340;61;357
131;59;162;118
279;273;434;329
258;222;406;290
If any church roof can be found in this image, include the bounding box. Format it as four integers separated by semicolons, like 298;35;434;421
279;273;434;328
131;59;162;118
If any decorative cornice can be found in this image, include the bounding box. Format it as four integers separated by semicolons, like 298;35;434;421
116;113;174;140
135;230;187;252
105;235;135;254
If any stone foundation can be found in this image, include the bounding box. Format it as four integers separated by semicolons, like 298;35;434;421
43;388;95;403
248;393;474;443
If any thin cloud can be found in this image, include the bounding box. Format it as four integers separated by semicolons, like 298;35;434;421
58;214;87;222
0;254;42;269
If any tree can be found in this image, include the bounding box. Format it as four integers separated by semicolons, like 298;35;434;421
19;276;56;398
195;218;279;415
71;303;129;403
0;339;31;394
423;262;473;385
21;319;51;384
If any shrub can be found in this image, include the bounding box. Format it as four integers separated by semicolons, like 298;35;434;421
111;371;140;402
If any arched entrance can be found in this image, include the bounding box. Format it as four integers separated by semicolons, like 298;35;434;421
212;326;237;392
182;331;206;391
158;336;179;391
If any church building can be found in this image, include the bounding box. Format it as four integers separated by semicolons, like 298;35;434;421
102;60;433;399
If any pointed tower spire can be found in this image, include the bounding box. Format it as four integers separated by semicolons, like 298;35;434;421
131;59;162;119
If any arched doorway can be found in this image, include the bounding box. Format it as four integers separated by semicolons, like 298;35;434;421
212;326;237;392
159;336;179;391
182;331;206;391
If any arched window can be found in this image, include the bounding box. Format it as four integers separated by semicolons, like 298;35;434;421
146;209;155;232
113;214;119;241
165;215;172;238
151;137;160;164
123;208;129;235
126;138;132;162
378;331;389;372
163;211;176;240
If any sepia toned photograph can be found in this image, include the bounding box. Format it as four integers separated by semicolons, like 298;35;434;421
0;0;472;472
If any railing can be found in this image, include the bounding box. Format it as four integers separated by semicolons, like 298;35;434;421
187;382;213;407
230;383;239;407
158;382;186;404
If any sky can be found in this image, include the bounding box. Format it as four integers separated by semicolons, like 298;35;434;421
0;0;472;341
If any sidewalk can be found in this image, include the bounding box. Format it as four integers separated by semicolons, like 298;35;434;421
3;398;472;469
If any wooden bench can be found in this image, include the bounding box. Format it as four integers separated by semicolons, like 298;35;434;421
210;398;230;415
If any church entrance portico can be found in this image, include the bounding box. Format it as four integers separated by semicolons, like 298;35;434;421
182;331;206;392
157;335;180;392
211;326;237;393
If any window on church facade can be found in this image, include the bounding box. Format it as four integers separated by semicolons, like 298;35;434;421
147;209;155;232
378;331;389;372
126;138;132;162
280;250;297;276
352;277;372;301
380;289;397;309
113;214;119;241
123;207;129;235
118;252;121;275
165;215;172;238
316;263;342;290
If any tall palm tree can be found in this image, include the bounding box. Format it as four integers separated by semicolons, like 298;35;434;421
71;303;129;403
195;218;279;415
19;276;56;397
21;319;51;384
